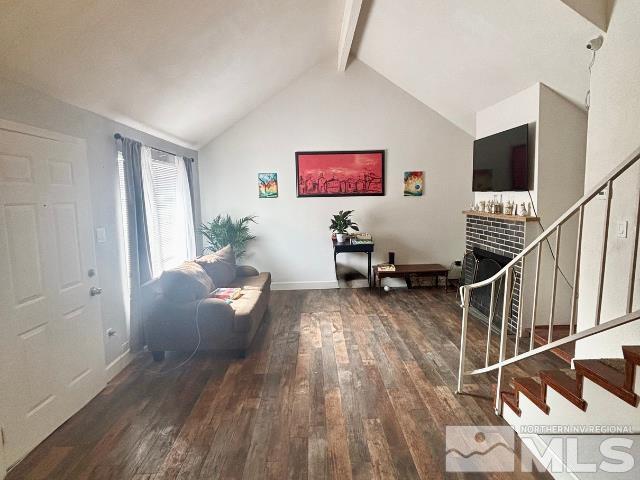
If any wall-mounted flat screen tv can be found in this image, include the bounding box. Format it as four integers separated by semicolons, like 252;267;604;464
472;124;529;192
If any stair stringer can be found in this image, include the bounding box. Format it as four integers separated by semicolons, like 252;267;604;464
502;363;640;478
504;364;640;431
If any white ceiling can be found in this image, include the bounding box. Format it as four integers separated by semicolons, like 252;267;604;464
0;0;343;148
0;0;603;146
353;0;603;135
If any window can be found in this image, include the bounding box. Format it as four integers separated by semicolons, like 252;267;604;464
146;150;187;273
143;147;196;276
117;146;195;281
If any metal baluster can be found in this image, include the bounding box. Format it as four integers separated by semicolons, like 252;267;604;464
570;206;584;334
627;176;640;314
495;267;513;415
485;282;496;367
595;180;613;325
514;257;525;356
529;243;542;351
548;225;562;343
456;287;471;394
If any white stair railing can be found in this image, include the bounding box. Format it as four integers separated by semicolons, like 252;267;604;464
456;145;640;415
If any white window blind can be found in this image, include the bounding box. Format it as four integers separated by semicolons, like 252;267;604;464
118;146;195;280
142;147;195;276
149;151;182;272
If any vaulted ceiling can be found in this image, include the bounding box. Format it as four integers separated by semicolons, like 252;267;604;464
0;0;605;148
353;0;604;134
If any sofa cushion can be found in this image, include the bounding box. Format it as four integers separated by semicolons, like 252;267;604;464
159;261;214;303
228;272;271;291
230;288;269;333
196;245;236;286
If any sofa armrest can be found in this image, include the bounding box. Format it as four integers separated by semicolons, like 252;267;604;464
198;297;235;321
236;265;259;277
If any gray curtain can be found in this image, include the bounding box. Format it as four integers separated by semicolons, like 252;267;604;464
183;156;199;253
119;136;153;351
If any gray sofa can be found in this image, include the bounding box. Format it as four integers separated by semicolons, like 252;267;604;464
144;246;270;360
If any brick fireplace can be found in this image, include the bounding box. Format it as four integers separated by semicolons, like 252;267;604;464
464;212;527;332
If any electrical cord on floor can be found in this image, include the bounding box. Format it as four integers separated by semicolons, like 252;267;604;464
146;297;204;375
527;191;574;290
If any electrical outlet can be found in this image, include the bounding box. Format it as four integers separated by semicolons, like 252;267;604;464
617;220;628;239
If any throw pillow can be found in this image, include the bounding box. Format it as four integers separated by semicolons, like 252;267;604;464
159;261;215;303
196;244;237;287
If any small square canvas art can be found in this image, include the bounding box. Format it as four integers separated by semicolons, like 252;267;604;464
404;171;424;196
258;172;278;198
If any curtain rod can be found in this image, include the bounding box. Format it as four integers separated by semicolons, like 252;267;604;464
114;133;194;161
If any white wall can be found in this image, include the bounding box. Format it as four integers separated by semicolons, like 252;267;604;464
0;77;199;368
474;83;540;209
199;59;473;288
576;0;640;359
474;83;587;335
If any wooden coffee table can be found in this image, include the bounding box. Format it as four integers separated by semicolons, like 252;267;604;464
373;263;449;294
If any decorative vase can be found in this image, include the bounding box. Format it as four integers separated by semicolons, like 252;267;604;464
336;233;347;243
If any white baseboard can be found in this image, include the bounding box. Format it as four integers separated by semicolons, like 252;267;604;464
271;280;339;290
105;349;134;382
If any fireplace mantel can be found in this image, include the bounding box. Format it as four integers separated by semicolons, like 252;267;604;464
462;210;539;222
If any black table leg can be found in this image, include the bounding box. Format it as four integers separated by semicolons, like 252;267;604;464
405;275;413;289
367;252;372;288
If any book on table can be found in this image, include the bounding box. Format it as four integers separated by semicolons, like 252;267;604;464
211;288;242;302
354;232;372;241
377;263;396;272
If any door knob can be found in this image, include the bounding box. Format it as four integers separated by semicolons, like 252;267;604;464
90;286;103;296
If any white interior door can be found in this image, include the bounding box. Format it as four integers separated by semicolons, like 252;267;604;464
0;121;106;469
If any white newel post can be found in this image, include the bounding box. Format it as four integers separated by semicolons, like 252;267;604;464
495;267;513;415
456;287;470;394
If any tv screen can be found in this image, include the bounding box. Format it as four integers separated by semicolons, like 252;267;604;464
472;124;529;192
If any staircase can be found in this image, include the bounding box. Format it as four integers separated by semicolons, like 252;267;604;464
501;345;640;430
455;146;640;477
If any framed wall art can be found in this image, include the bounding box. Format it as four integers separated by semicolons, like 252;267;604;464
295;150;385;197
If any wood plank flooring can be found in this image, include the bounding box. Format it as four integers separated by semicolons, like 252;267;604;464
7;288;565;479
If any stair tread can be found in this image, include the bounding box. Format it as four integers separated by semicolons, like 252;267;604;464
575;359;638;406
513;377;550;414
599;358;626;374
623;346;640;365
501;390;521;416
513;377;543;397
531;326;575;363
540;369;586;410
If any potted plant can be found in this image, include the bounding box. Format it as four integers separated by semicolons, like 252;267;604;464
200;214;257;259
329;210;359;243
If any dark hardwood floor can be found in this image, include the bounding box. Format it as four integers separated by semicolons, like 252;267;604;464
7;287;564;479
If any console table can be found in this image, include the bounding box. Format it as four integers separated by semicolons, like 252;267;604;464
373;263;449;294
332;238;374;287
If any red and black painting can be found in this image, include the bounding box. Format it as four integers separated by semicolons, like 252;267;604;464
295;150;385;197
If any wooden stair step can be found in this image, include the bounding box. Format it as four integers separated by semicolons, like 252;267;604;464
540;369;586;410
574;359;638;406
623;345;640;366
501;388;521;416
599;358;626;373
513;377;549;414
531;325;574;364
